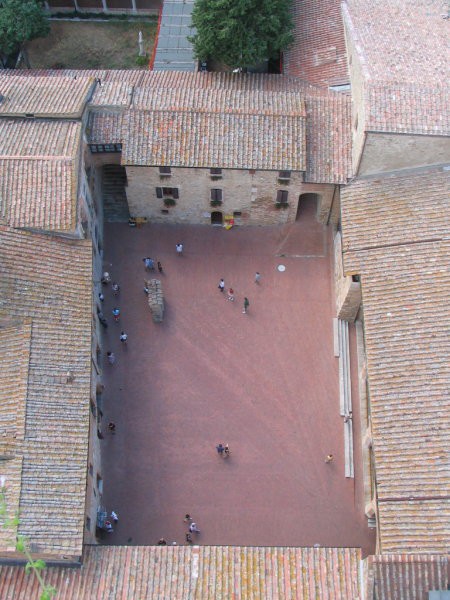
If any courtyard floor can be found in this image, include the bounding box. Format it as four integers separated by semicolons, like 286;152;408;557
100;202;375;555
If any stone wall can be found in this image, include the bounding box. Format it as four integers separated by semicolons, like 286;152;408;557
343;16;366;174
124;166;336;226
146;279;164;323
334;231;361;321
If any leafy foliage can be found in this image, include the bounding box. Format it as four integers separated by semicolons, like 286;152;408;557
189;0;293;69
1;488;57;600
0;0;50;56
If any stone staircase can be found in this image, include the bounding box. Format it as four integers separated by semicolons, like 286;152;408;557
102;164;130;222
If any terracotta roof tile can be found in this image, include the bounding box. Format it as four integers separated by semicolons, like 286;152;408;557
0;75;94;118
88;112;124;144
377;500;450;554
3;71;351;182
133;86;306;116
342;0;450;135
305;93;352;183
0;158;77;231
90;81;133;108
341;168;450;553
0;226;92;558
341;168;450;254
342;0;448;87
122;109;306;171
0;546;361;598
0;119;81;157
283;0;349;87
0;119;81;232
368;554;449;600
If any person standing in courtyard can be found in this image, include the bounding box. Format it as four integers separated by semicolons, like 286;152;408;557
218;278;225;292
120;331;128;344
107;351;116;365
185;532;193;544
176;243;183;255
227;288;234;301
143;257;154;271
243;297;249;314
157;261;163;273
189;522;200;534
112;282;120;296
216;443;224;456
325;454;334;463
108;422;116;434
255;272;261;284
111;510;119;522
112;307;120;322
223;444;231;458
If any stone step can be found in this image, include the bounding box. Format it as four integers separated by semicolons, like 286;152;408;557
102;164;130;222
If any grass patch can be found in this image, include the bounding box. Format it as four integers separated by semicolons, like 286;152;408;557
26;20;157;70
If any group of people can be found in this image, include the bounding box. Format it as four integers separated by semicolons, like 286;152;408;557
216;443;231;458
143;257;163;273
218;274;257;314
157;513;200;546
103;510;119;533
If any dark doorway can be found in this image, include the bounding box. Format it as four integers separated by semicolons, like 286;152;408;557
211;211;223;225
296;193;319;221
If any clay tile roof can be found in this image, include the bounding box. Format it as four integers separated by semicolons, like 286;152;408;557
0;120;81;232
283;0;349;87
0;323;30;552
0;158;77;231
367;554;449;599
88;112;124;145
123;73;309;171
90;81;133;108
0;75;94;118
340;168;450;255
0;226;92;559
122;108;306;171
0;119;81;157
341;167;450;553
0;546;361;598
342;0;450;135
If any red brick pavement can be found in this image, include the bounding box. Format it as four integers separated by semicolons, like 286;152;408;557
99;204;375;555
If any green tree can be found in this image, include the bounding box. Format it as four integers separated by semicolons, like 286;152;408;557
0;0;50;66
189;0;294;70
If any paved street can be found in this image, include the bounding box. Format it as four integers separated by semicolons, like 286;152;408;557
100;202;375;555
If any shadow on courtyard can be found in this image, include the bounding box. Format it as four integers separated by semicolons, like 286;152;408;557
99;208;375;555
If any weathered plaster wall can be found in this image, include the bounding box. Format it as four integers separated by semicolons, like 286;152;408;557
358;133;450;176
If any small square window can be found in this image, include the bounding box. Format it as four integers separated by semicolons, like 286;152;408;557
278;170;291;180
210;168;222;177
276;190;289;204
156;187;179;199
96;474;103;494
210;189;223;201
233;211;242;217
249;169;256;175
161;209;169;214
159;166;171;175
